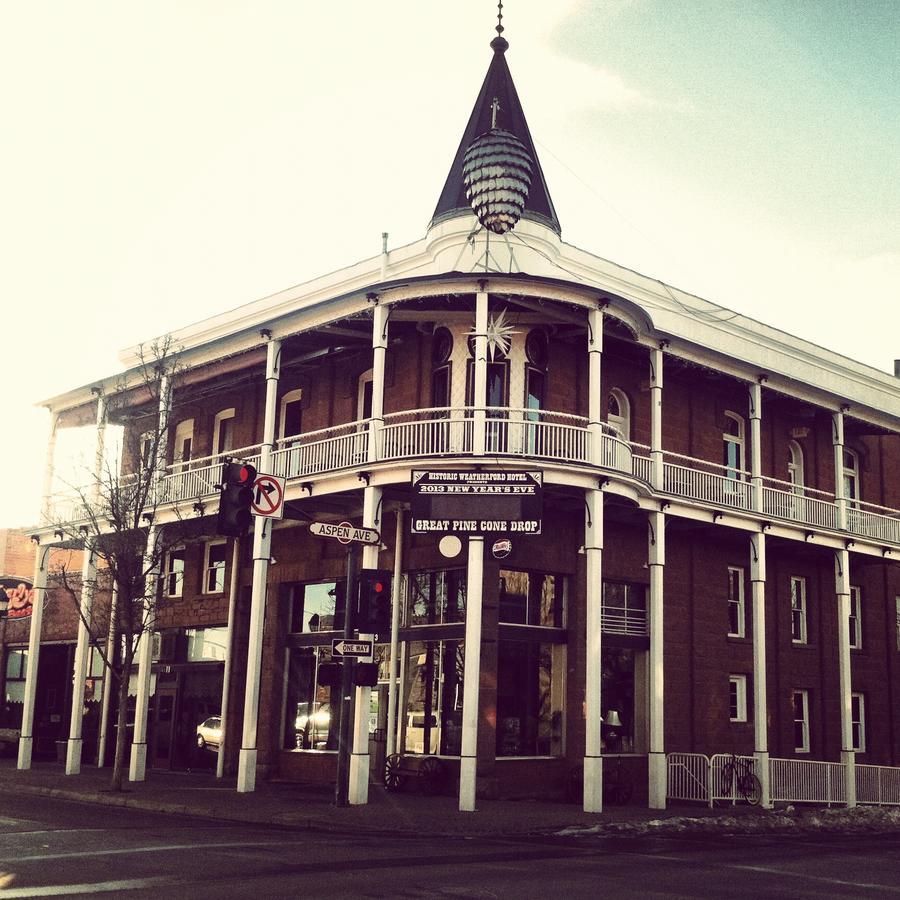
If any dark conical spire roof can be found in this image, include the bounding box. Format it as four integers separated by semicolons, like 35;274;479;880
430;36;561;236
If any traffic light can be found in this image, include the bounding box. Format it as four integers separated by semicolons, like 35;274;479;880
355;662;379;687
356;568;392;636
216;460;257;537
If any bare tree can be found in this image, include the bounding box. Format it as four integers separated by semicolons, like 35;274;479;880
48;337;195;791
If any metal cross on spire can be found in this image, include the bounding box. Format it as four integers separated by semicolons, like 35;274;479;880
496;0;504;37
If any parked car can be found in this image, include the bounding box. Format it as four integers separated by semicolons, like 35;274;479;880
196;715;222;751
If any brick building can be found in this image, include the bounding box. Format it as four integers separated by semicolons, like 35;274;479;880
16;30;900;812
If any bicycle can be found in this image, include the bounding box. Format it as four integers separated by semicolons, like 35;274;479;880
720;753;761;805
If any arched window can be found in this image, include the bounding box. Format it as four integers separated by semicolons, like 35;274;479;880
607;389;631;441
172;419;194;473
431;328;453;409
723;412;744;479
787;440;804;493
842;448;860;504
212;408;236;457
279;390;303;441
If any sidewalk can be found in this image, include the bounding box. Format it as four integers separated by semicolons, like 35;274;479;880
0;758;740;837
1;759;895;838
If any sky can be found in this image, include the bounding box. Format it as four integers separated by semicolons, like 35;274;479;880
1;0;898;528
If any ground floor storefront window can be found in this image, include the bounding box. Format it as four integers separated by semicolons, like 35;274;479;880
496;639;565;757
283;646;338;751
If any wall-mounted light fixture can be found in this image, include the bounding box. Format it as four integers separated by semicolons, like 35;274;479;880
805;532;814;542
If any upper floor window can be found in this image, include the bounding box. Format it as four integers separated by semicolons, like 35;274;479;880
186;626;227;662
793;689;810;753
203;541;228;594
139;430;155;472
842;448;859;503
279;390;303;441
172;419;194;473
787;440;804;492
431;328;453;410
723;412;745;479
728;674;747;722
357;370;374;421
607;389;631;441
212;408;235;457
164;548;186;598
849;586;862;649
791;576;807;644
727;566;745;638
851;693;866;752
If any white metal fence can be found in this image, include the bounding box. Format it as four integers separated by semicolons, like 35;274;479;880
668;753;900;807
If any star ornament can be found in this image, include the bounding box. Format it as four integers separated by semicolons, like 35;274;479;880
469;309;519;361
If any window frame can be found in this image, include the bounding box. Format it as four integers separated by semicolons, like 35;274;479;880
212;408;236;457
851;692;866;753
842;448;860;504
727;566;745;638
793;689;810;753
849;585;862;650
279;389;304;442
723;411;746;480
164;547;186;598
607;388;631;441
203;540;229;595
728;674;748;722
787;439;805;492
790;575;808;645
171;419;195;473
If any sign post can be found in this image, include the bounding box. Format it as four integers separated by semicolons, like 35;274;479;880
334;542;360;807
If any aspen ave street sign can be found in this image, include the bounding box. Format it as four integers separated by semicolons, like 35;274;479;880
332;639;374;658
309;521;381;545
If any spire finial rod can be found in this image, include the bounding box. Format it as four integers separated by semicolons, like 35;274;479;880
496;0;504;37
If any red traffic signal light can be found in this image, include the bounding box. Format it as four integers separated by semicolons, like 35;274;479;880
356;569;392;636
217;460;257;537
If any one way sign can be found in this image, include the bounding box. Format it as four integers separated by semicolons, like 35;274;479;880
251;473;286;519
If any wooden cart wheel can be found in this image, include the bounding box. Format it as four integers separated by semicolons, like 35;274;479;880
419;755;444;795
383;753;405;791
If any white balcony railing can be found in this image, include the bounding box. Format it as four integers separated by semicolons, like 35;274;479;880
663;452;753;510
38;407;900;550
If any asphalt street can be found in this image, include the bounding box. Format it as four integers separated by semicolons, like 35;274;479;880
0;794;895;898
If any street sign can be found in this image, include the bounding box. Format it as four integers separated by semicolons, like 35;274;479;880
251;473;286;519
309;521;380;545
410;469;543;535
331;638;374;658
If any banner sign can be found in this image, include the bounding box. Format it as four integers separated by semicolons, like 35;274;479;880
1;578;35;620
410;470;542;535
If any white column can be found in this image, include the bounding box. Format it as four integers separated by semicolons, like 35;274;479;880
368;302;387;464
216;536;241;779
587;308;604;467
749;383;763;512
40;411;60;524
348;484;382;805
237;337;281;793
65;543;97;774
129;525;159;781
835;548;856;807
386;508;404;758
67;393;106;775
96;583;118;769
472;289;488;456
750;532;771;807
649;347;664;490
583;488;604;812
129;373;170;782
647;510;666;808
832;410;847;531
459;535;484;812
17;544;50;770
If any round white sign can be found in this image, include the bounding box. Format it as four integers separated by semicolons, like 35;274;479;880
438;535;463;558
